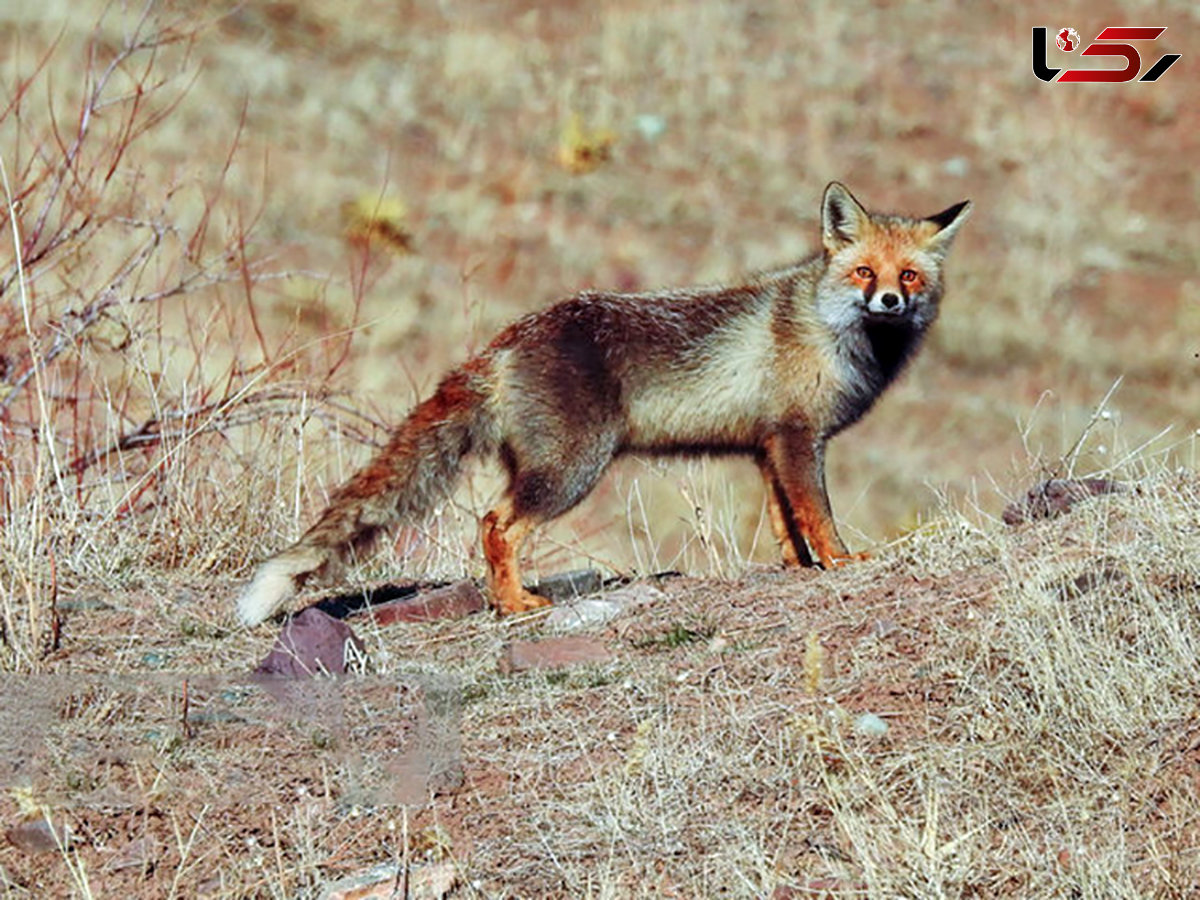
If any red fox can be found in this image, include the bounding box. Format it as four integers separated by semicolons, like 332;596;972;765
238;183;970;625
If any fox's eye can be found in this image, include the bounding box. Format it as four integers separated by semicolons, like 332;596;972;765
900;269;919;284
854;266;874;280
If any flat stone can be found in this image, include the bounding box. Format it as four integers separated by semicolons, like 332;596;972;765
5;818;65;854
320;860;457;900
544;584;667;631
530;569;604;602
499;636;612;674
853;712;890;738
369;580;485;626
254;607;366;678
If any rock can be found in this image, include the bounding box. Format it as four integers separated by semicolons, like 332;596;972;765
5;818;66;854
56;595;113;612
368;580;486;625
543;596;622;631
941;156;970;177
499;636;612;674
634;113;667;141
531;569;604;602
254;607;366;678
1002;478;1127;525
543;584;666;631
320;860;457;900
853;712;890;738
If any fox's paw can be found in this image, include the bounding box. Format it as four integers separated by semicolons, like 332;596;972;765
821;550;871;569
496;589;553;616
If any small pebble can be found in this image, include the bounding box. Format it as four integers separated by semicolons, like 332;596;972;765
853;712;889;738
634;114;667;141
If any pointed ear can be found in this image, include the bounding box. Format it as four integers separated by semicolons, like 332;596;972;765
925;199;972;254
821;182;870;253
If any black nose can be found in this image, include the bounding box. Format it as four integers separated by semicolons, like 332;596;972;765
880;292;901;309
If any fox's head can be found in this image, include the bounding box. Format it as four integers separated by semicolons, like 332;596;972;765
815;182;971;336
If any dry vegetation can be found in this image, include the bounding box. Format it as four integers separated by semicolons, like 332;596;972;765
0;0;1197;897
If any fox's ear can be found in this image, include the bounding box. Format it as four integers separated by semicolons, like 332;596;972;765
925;199;972;254
821;182;870;253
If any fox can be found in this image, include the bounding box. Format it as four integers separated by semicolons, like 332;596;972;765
237;182;971;625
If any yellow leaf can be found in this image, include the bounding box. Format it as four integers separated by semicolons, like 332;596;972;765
341;193;414;253
556;112;615;175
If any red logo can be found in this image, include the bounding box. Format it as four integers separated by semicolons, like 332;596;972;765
1056;28;1080;52
1033;26;1181;82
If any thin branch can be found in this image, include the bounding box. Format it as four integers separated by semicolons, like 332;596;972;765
1062;377;1122;478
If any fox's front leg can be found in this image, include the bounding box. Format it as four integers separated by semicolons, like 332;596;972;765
763;426;867;569
758;459;814;568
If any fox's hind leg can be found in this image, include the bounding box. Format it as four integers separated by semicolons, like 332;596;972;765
483;435;618;615
758;459;815;568
482;497;549;615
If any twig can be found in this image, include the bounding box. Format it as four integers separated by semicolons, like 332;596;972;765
181;678;192;740
1062;377;1122;477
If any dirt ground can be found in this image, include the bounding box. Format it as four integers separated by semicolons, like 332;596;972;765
4;476;1200;897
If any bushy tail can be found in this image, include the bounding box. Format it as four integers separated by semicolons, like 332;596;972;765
237;363;495;625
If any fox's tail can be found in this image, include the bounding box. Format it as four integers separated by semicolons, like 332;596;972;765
237;362;495;625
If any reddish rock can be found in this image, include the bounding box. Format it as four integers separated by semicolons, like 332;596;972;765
6;818;65;854
368;580;485;625
1003;477;1127;525
255;607;366;678
498;636;612;674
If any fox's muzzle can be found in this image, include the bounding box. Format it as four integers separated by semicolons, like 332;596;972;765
866;291;907;317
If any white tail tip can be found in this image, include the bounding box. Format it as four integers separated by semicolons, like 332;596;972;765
236;558;299;625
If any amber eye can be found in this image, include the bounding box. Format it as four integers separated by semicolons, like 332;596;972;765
900;269;919;284
854;266;874;280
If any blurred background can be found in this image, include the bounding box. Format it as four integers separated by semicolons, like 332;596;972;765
1;0;1196;586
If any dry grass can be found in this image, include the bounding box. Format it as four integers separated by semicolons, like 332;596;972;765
0;0;1197;896
5;464;1198;897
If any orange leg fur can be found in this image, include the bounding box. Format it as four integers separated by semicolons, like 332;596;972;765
764;430;869;569
481;499;552;615
759;461;810;568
